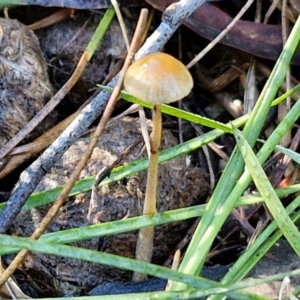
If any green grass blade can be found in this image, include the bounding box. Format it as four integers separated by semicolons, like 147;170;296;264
217;195;300;290
257;138;300;165
4;189;299;255
85;9;115;60
98;85;233;133
0;234;264;300
0;0;26;9
171;14;300;291
196;268;300;299
31;291;271;300
0;234;293;299
272;144;300;165
0;114;248;214
271;83;300;106
208;96;300;300
2;184;300;255
233;126;300;255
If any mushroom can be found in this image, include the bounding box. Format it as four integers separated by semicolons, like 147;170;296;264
124;52;193;280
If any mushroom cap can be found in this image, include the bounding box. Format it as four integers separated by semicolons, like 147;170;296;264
124;52;193;105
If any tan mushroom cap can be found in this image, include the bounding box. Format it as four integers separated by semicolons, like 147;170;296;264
124;52;193;105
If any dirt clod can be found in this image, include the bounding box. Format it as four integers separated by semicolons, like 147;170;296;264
11;117;209;296
0;18;53;148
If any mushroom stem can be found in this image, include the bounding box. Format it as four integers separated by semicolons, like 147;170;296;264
133;104;162;281
143;104;162;214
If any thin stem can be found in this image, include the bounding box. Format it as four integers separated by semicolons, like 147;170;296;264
143;104;162;214
133;104;162;281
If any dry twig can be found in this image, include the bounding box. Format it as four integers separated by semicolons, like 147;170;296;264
0;9;148;287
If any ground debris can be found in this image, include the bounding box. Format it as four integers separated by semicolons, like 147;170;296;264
0;18;53;148
11;117;209;296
